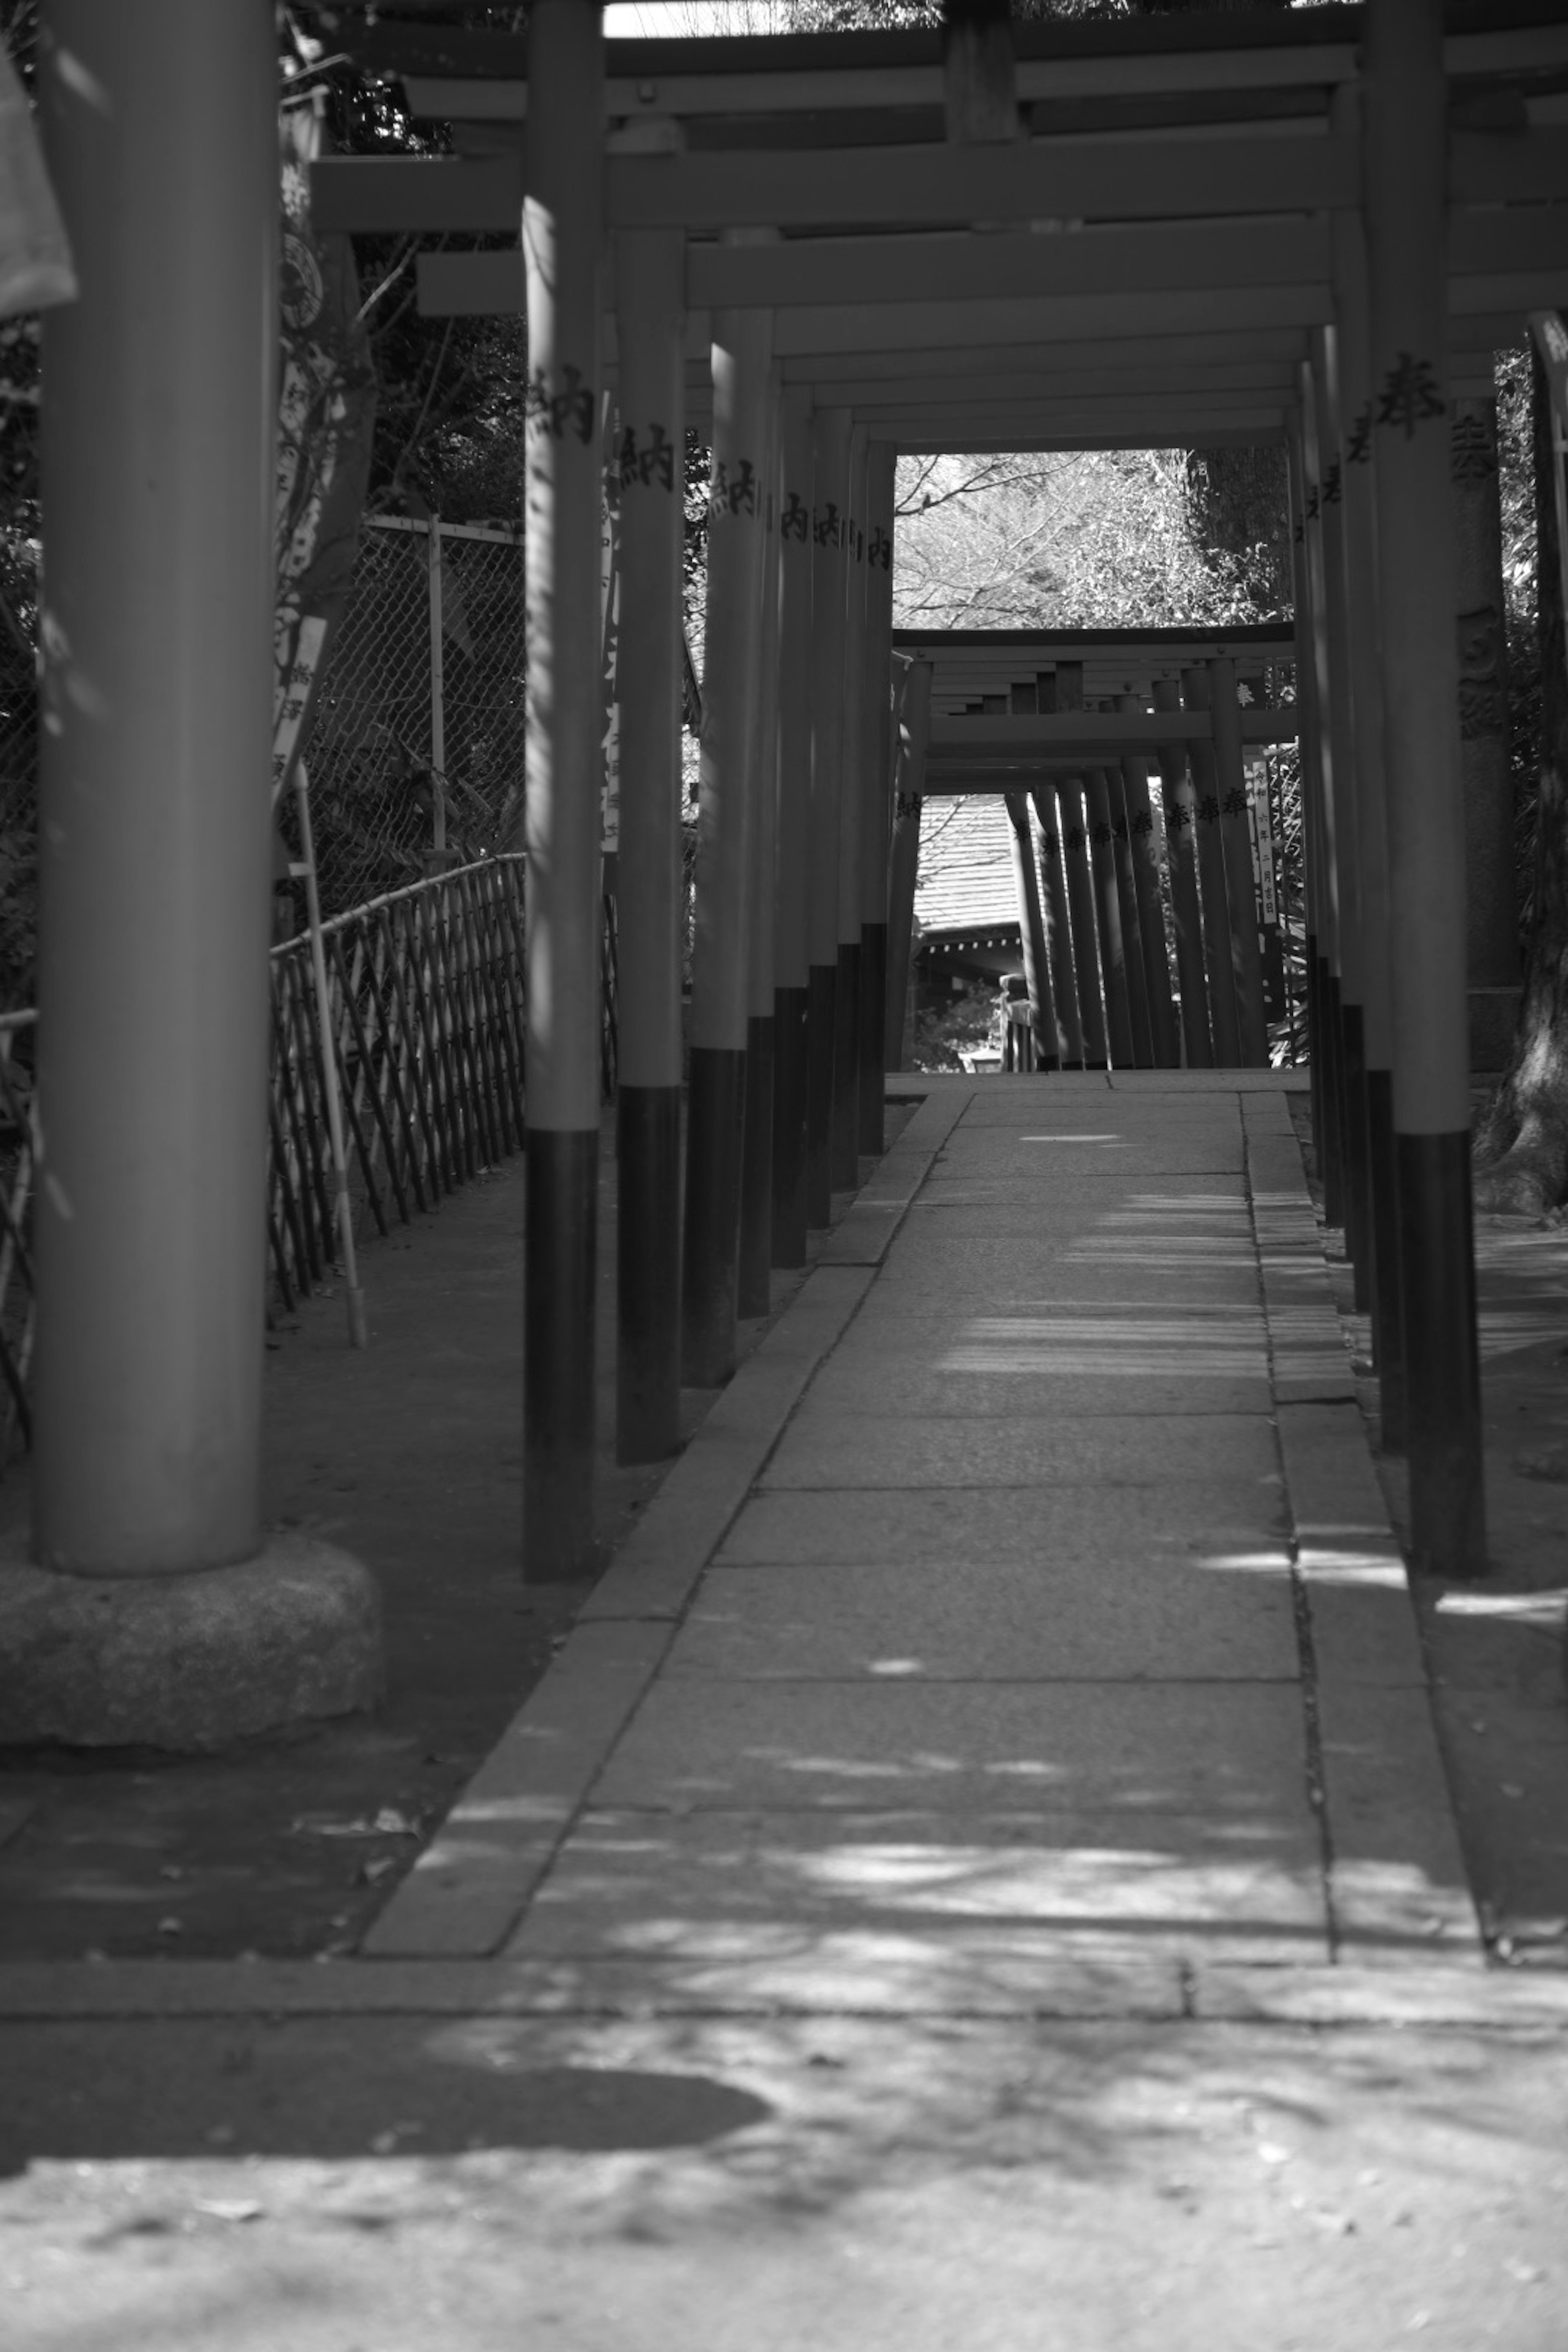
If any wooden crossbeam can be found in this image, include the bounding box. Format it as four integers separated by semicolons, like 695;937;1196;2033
770;287;1335;353
688;218;1330;310
900;431;1288;453
928;710;1297;754
894;625;1297;655
790;329;1314;383
312;129;1568;238
416;248;1567;355
390;20;1568;125
801;364;1297;405
862;405;1290;440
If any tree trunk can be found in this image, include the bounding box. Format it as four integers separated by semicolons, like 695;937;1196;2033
1474;329;1568;1216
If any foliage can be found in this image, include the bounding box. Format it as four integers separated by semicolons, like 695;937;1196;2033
911;975;997;1071
894;446;1290;631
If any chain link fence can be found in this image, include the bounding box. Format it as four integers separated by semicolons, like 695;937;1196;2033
0;516;530;996
278;514;527;921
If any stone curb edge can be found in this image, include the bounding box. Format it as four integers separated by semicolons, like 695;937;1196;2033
1244;1106;1483;1967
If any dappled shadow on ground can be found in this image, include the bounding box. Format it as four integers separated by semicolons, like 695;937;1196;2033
2;2002;1564;2352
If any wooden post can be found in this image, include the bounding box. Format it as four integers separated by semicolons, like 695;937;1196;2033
683;292;773;1385
1029;798;1084;1069
1310;332;1374;1298
858;442;897;1153
1004;791;1059;1071
1054;660;1107;1067
517;0;606;1576
1363;0;1484;1574
1208;657;1272;1067
738;380;781;1319
1181;667;1243;1066
1105;763;1155;1067
1287;436;1332;1195
1152;677;1214;1068
428;516;447;856
885;659;932;1073
1452;393;1518;1070
1296;389;1349;1228
612;221;685;1463
33;0;277;1577
806;403;851;1225
1117;696;1180;1066
1086;769;1136;1068
771;384;814;1265
1332;147;1406;1446
1031;673;1085;1067
832;430;869;1188
1058;780;1108;1069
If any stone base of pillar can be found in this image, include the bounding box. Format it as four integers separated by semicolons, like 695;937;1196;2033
1468;986;1520;1075
0;1532;382;1751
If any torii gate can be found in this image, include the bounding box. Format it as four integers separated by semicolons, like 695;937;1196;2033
15;0;1568;1747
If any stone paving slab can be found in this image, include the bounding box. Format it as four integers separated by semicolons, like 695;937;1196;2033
926;1139;1247;1176
760;1410;1280;1490
903;1177;1251;1223
590;1679;1312;1817
1109;1069;1307;1090
817;1305;1270;1389
506;1805;1329;1966
716;1483;1289;1567
884;1222;1258;1271
1314;1683;1480;1963
667;1554;1301;1682
799;1356;1275;1420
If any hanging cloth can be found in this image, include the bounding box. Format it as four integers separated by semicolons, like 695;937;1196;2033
0;44;75;318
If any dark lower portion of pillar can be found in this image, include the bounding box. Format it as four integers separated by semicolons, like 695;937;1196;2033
681;1045;745;1390
615;1085;682;1466
524;1126;598;1581
1366;1065;1406;1455
1341;998;1372;1314
738;1014;775;1321
1396;1129;1486;1579
832;940;861;1191
1319;964;1345;1230
771;983;809;1269
805;962;836;1229
858;921;886;1157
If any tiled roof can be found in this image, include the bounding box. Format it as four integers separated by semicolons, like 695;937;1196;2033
914;796;1021;936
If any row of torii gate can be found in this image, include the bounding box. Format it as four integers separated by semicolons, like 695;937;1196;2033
24;2;1568;1677
310;0;1564;1586
880;622;1303;1078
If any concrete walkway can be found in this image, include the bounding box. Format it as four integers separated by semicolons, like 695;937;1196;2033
3;1071;1567;2352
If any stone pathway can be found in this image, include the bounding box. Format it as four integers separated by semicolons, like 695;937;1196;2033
365;1070;1476;1993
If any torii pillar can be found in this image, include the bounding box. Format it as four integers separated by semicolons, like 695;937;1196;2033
521;0;609;1573
1364;0;1485;1575
4;0;380;1747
